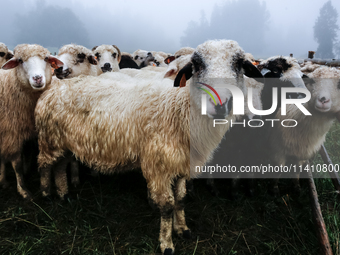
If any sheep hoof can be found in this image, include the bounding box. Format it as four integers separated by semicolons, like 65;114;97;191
21;190;33;201
163;248;174;255
182;229;192;239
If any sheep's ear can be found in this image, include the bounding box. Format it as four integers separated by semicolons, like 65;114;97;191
92;46;98;51
112;45;121;63
2;58;20;70
88;55;98;65
45;56;64;69
174;62;193;87
164;56;175;64
164;67;177;78
302;74;315;87
242;60;263;82
6;52;14;60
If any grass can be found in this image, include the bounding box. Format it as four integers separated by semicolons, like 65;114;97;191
1;123;340;254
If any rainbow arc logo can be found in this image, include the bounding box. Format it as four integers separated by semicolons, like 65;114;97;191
198;82;222;106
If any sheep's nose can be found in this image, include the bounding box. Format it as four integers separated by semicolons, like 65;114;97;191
33;75;42;84
54;67;63;73
103;63;111;69
319;97;330;104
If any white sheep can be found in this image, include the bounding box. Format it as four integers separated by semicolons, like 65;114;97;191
0;44;63;199
54;44;97;79
120;50;155;69
174;47;195;59
207;56;309;198
119;54;192;82
268;66;340;195
0;43;14;67
92;45;121;75
35;39;263;255
132;49;151;66
301;61;321;74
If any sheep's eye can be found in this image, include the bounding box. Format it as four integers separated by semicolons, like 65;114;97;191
18;59;23;64
134;55;138;60
112;53;117;58
0;52;5;57
95;53;101;60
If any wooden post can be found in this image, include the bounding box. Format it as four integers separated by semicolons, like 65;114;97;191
290;53;293;57
307;164;333;255
319;144;340;192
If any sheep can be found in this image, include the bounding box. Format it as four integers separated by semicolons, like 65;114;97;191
268;66;340;195
164;47;194;66
163;55;192;79
54;44;97;79
0;44;63;199
207;56;309;198
132;49;150;66
149;53;168;67
35;39;263;255
92;45;121;75
120;54;192;82
301;61;321;74
0;43;14;67
174;47;195;59
151;51;169;59
119;51;155;69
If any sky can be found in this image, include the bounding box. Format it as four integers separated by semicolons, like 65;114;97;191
1;0;340;59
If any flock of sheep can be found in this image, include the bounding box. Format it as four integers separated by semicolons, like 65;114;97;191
0;40;340;255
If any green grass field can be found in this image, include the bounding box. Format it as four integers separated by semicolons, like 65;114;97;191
1;123;340;254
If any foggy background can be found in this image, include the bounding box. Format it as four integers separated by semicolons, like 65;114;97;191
1;0;340;59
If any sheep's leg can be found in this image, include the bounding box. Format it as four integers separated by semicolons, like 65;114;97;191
148;180;175;255
173;177;191;239
40;163;54;198
11;156;32;200
53;157;70;200
70;157;80;188
0;159;9;189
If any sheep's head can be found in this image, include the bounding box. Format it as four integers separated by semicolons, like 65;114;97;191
55;44;97;79
2;44;63;90
307;66;340;114
0;43;14;67
92;45;121;74
174;40;263;119
257;56;307;90
132;50;154;67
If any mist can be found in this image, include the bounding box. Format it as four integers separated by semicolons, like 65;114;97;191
1;0;340;59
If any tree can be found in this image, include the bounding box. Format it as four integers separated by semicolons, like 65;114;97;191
314;1;339;59
180;0;270;55
13;1;90;48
